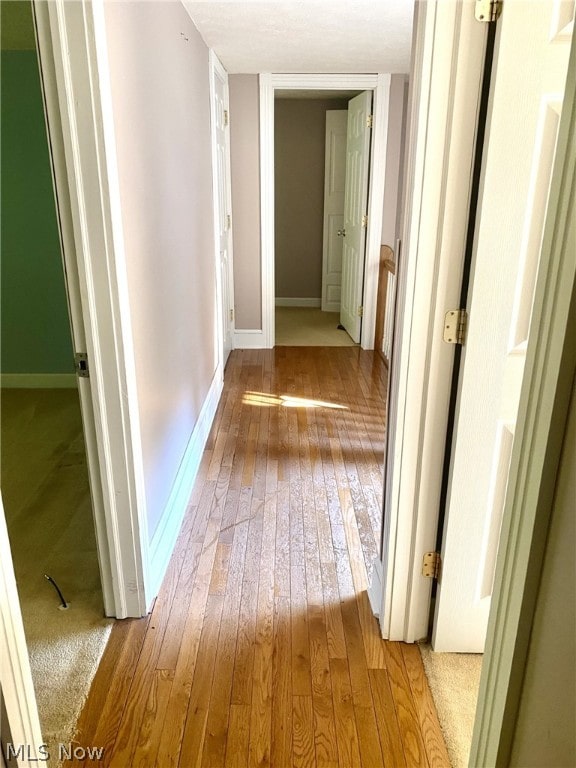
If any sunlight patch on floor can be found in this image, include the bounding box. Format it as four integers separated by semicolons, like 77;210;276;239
242;391;348;410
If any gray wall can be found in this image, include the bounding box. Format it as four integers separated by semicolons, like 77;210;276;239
381;74;409;250
509;378;576;767
104;1;217;540
229;75;262;329
274;98;348;301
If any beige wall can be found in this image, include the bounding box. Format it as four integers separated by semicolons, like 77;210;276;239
275;98;348;300
509;378;576;767
229;75;261;329
382;74;409;250
104;1;217;539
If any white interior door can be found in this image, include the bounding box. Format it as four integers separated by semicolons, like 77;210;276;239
321;110;348;312
211;56;234;366
340;91;372;342
433;0;573;652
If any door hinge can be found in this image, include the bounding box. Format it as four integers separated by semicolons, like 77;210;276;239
422;552;442;579
475;0;502;22
74;352;89;378
224;109;229;126
361;214;368;228
229;308;234;322
358;306;364;317
443;309;468;345
366;114;373;128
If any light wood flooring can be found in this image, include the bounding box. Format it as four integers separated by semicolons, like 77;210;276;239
71;348;450;768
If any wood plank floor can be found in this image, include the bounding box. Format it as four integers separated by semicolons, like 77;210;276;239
71;348;450;768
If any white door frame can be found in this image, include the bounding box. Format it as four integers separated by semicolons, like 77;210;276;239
371;2;489;641
33;0;149;618
259;73;390;349
0;494;44;765
209;51;235;369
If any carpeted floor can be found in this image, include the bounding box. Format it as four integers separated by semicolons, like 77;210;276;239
275;306;358;346
1;389;113;764
419;644;483;767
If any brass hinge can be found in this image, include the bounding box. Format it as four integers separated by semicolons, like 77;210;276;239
366;114;373;128
475;0;502;22
229;308;234;322
74;352;89;378
224;109;229;126
358;306;364;317
361;214;368;228
443;309;468;345
422;552;441;579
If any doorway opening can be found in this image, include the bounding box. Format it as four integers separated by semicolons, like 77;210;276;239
273;90;362;347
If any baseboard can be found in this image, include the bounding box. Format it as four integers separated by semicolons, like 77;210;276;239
321;300;340;313
234;329;266;349
0;373;77;388
147;364;224;602
368;556;383;620
275;297;321;308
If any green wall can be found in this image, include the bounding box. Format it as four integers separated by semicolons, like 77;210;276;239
1;46;74;374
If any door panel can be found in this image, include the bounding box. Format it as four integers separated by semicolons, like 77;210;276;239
322;111;348;312
340;92;372;342
433;0;573;652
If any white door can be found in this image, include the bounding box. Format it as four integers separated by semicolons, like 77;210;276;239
211;55;234;366
321;110;348;312
433;0;573;652
340;91;372;342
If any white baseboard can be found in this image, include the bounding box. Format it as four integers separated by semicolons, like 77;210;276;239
148;364;224;602
0;373;77;388
321;300;340;313
275;297;321;308
368;556;383;621
234;329;266;349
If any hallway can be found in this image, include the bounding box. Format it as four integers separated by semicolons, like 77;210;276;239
71;348;449;767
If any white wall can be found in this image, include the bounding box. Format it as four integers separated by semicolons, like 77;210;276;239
103;2;217;539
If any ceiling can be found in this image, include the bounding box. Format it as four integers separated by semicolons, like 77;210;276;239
182;1;414;74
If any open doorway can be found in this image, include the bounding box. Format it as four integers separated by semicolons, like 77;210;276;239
0;1;111;748
274;91;361;347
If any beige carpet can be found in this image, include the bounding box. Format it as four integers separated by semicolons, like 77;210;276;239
1;389;113;764
275;306;358;346
419;644;483;767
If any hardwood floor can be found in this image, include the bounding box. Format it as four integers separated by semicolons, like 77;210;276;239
71;348;450;767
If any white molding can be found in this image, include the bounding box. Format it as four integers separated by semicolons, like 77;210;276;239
470;31;576;767
234;329;266;349
275;297;321;308
0;495;44;764
368;556;383;618
379;2;488;641
148;366;224;603
0;373;77;388
34;0;149;619
259;72;389;351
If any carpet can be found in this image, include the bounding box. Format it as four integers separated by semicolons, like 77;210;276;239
1;389;113;765
419;644;483;767
275;306;358;346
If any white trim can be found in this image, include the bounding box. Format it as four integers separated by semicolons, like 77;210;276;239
148;366;224;601
234;329;266;349
0;373;77;388
378;2;488;641
34;0;148;618
275;297;321;308
0;494;44;765
259;73;390;351
367;556;383;618
471;31;576;766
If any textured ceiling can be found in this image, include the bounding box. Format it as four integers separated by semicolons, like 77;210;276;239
182;1;414;74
